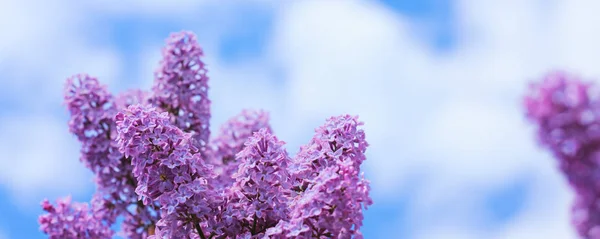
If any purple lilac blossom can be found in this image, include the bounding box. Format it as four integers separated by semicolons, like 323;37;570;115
39;196;113;239
115;104;218;238
268;115;372;238
525;71;600;238
64;74;119;175
40;30;372;239
227;128;292;237
61;74;158;238
151;31;211;156
211;109;272;188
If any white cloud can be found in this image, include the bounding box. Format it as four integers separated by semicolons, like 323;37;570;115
417;100;537;189
0;115;92;207
411;163;577;239
0;0;121;206
0;0;122;106
0;0;79;60
496;176;576;239
414;227;482;239
82;0;273;17
84;0;209;15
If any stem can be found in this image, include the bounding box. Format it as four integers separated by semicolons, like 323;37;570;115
306;219;319;235
194;222;206;239
251;214;257;235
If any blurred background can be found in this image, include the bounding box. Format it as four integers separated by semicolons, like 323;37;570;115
2;0;599;238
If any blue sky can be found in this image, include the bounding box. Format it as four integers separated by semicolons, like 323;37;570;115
2;0;600;238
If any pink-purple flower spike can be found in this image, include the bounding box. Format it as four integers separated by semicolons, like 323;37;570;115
228;128;293;237
211;109;272;188
151;31;211;156
272;115;372;238
63;74;158;238
525;71;600;238
39;196;113;239
39;31;372;239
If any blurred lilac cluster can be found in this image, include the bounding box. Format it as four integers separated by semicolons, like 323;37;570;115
39;31;372;239
525;71;600;238
39;196;113;239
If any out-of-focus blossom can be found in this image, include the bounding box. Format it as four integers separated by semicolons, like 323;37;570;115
525;71;600;238
39;196;113;239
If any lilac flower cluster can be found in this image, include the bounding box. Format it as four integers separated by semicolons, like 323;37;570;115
228;128;293;237
525;71;600;238
151;31;211;156
61;74;157;238
115;104;219;238
268;115;372;238
39;196;113;239
39;30;372;239
211;110;272;188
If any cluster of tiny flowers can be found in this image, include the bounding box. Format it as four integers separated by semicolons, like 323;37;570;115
228;128;293;237
211;110;272;188
39;30;372;239
525;71;600;238
115;104;219;238
39;196;113;239
266;115;372;238
151;31;211;155
61;74;158;238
